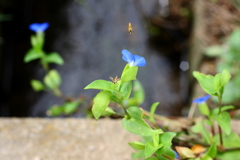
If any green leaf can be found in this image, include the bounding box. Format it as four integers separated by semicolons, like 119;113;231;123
44;52;64;65
24;49;44;63
145;143;163;158
159;132;176;146
149;102;159;123
121;66;138;83
101;107;116;116
84;80;112;90
212;105;234;115
213;112;231;135
133;80;145;104
193;71;217;96
122;107;163;136
128;141;145;150
132;150;145;159
46;105;64;116
198;103;210;116
63;101;81;115
153;132;160;147
156;147;176;160
30;79;44;91
192;121;211;144
43;69;61;90
221;69;231;86
213;73;221;91
120;81;132;100
204;45;223;57
203;142;217;160
92;91;112;120
144;157;158;160
31;33;44;50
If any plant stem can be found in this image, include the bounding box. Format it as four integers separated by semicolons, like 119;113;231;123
218;96;223;148
120;101;130;118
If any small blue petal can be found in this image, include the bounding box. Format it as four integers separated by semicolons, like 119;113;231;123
133;55;146;67
174;151;179;159
122;49;146;67
192;95;210;104
122;49;134;63
29;22;49;32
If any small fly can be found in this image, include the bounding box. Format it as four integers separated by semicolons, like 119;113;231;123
128;22;133;34
109;76;121;84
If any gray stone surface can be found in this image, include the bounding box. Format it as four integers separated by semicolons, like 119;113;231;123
0;118;137;160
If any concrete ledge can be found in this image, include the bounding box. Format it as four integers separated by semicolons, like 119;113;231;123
0;118;137;160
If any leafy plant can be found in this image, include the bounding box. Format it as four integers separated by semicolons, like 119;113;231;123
24;22;85;117
204;28;240;104
85;49;177;159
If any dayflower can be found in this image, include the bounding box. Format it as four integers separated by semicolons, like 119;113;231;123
122;49;146;67
29;22;49;32
192;95;210;104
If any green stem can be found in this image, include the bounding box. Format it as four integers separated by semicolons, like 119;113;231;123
120;101;130;118
218;96;223;148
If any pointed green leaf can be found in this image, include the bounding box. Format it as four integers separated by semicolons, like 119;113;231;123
92;91;112;120
149;102;159;123
193;71;217;96
122;107;163;136
84;80;112;90
213;112;231;135
221;69;231;86
44;52;64;65
43;69;61;90
203;142;217;159
145;143;163;158
121;66;138;83
46;105;64;117
132;150;145;159
159;132;176;146
128;141;145;150
31;33;44;50
24;49;44;63
63;101;81;115
213;73;221;91
156;147;176;160
153;132;160;147
192;121;211;144
212;105;234;115
133;80;145;104
198;103;210;116
144;157;158;160
31;79;44;91
101;107;116;116
120;81;132;100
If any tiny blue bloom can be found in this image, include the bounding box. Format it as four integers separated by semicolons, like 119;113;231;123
122;49;146;67
192;95;210;104
174;150;179;159
29;22;49;32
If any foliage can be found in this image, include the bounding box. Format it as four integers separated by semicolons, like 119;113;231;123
204;28;240;104
25;22;240;160
24;22;85;117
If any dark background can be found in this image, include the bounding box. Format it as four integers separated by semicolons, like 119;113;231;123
0;0;192;117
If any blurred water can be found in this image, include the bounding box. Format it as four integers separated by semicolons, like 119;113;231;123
1;0;189;117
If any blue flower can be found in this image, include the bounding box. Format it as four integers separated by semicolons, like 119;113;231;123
29;22;49;32
122;49;146;67
192;95;210;104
